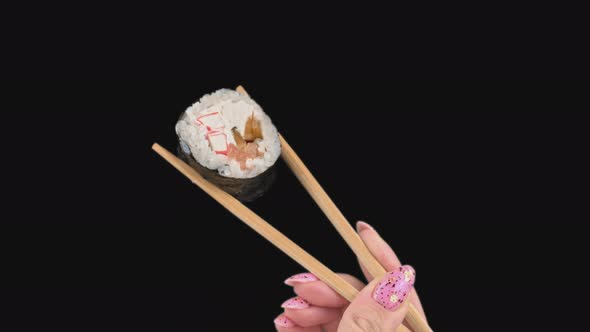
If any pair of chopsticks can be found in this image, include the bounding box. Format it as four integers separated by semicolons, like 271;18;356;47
152;86;432;332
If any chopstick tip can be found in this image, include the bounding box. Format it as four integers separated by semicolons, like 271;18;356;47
236;85;248;96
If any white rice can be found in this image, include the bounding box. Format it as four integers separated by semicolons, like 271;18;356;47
175;89;281;179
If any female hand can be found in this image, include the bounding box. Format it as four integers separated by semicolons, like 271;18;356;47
274;221;427;332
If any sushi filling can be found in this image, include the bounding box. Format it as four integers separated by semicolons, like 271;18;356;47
229;115;264;170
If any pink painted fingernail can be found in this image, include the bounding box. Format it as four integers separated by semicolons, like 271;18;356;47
372;265;416;311
281;296;310;309
274;313;296;328
284;273;318;286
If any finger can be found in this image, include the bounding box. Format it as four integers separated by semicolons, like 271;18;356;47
322;322;339;332
356;221;426;317
321;309;346;332
274;313;322;332
284;306;341;327
284;273;319;286
275;326;321;332
358;261;372;284
286;273;364;290
292;274;364;308
280;297;341;327
356;221;402;281
339;266;416;332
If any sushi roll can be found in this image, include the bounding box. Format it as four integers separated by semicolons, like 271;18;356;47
175;89;281;201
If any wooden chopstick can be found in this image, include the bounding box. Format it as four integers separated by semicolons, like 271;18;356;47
154;143;414;332
237;85;386;277
152;144;411;332
281;135;432;332
279;136;387;277
236;85;432;332
152;143;359;301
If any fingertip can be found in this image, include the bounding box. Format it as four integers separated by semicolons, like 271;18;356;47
401;265;416;285
283;306;343;328
284;273;318;286
356;220;403;272
356;221;374;233
293;281;350;308
281;297;310;309
274;313;297;328
371;265;416;312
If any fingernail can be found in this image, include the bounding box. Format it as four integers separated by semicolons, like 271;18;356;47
372;265;416;311
281;296;310;309
274;313;296;328
284;273;318;286
356;221;374;233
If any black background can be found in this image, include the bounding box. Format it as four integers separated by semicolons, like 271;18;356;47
1;81;588;331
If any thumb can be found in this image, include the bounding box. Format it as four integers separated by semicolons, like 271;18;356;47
339;266;416;332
